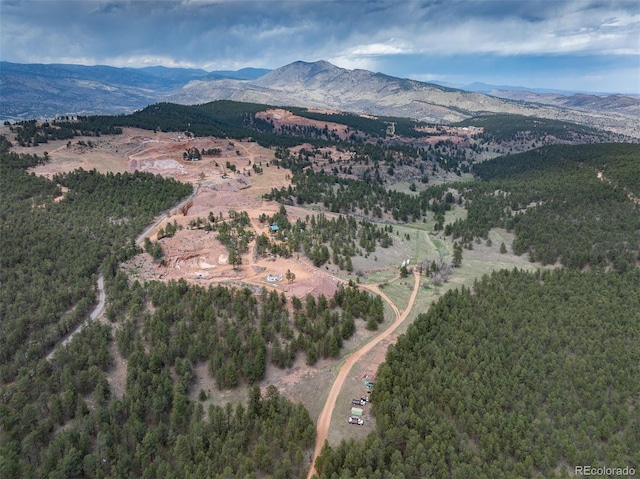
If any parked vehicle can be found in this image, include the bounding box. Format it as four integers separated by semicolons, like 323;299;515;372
352;398;366;406
348;416;364;425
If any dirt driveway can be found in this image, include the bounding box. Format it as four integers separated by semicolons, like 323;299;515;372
307;271;420;479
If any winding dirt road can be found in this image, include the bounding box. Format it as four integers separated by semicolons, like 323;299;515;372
46;186;200;361
46;275;106;361
307;271;421;479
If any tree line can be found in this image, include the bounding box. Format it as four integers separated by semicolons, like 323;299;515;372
316;267;640;478
107;274;385;389
0;136;192;382
265;169;458;225
446;143;639;271
1;318;315;479
0;133;319;478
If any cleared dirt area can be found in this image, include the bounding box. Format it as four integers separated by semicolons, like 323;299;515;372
24;128;413;408
256;109;353;141
19;125;552;476
22;127;281;185
24;128;337;298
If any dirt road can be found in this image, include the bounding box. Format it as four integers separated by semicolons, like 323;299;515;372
46;187;199;361
307;271;421;479
135;183;200;246
46;275;106;361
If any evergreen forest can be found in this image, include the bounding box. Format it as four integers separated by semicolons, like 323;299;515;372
1;99;639;479
311;143;640;477
0;133;383;477
0;138;192;382
316;268;640;478
107;275;385;386
445;143;640;270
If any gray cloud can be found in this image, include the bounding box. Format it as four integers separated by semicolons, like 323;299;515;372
1;0;638;91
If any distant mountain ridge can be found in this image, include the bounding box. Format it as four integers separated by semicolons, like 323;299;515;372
0;61;270;119
169;60;638;136
435;80;629;96
1;60;638;137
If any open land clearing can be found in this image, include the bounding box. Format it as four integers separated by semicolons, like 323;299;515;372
21;126;558;471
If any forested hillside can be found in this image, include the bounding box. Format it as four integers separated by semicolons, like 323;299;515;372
453;114;600;142
1;317;315;478
108;276;384;386
0;137;322;478
265;169;459;226
0;137;192;381
310;141;640;478
445;143;640;270
2;101;639;479
15;101;627;181
316;268;640;478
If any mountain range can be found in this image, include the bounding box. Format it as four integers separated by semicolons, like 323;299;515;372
1;60;638;137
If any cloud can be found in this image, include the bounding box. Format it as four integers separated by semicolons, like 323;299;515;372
347;41;410;57
3;0;638;63
326;55;379;72
1;0;638;92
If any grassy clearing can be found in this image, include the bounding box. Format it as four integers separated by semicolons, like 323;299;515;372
389;223;442;263
396;284;443;335
444;204;468;225
378;276;415;314
351;221;449;283
361;270;397;285
388;171;475;191
430;236;449;256
487;227;517;252
387;180;422;196
430;171;475;186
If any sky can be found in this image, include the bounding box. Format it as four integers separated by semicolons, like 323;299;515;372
1;0;639;94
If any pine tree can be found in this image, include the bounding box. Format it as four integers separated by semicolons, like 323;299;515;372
453;243;463;267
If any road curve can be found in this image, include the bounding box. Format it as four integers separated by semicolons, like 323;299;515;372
46;275;106;361
307;271;421;479
47;185;199;361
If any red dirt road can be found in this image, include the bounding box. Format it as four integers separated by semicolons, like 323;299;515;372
307;271;421;478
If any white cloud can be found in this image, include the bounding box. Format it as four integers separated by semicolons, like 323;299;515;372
106;55;202;69
336;2;640;57
347;41;410;56
326;55;378;72
407;73;442;83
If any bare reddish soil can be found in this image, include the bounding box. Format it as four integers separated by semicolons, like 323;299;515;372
256;108;353;141
20;125;451;476
24;128;346;301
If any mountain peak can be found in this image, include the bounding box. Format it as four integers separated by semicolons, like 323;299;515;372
277;60;343;76
289;60;339;69
252;60;345;89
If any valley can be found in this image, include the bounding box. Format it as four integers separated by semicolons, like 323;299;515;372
0;100;638;479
